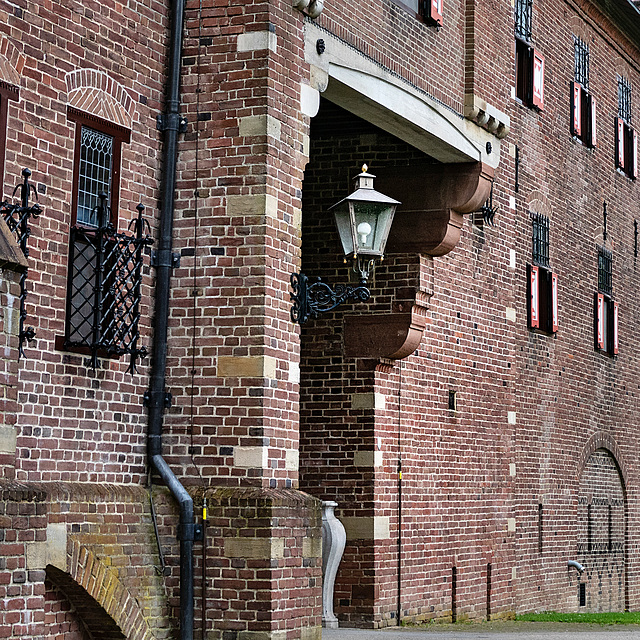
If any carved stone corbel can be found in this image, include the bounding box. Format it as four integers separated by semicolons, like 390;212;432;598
375;161;494;256
344;290;431;360
343;161;493;360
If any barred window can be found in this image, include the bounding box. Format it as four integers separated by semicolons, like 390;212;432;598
59;109;148;372
515;0;544;110
615;76;637;178
527;212;557;334
532;212;549;267
595;247;618;355
618;76;632;124
574;36;589;90
597;246;612;296
515;0;532;41
571;36;596;147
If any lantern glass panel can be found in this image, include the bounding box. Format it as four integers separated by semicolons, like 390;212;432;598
333;204;355;256
352;201;395;256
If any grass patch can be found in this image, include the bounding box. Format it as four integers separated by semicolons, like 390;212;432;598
517;611;640;625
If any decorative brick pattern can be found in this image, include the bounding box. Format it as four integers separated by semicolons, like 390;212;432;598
66;69;134;128
0;36;25;86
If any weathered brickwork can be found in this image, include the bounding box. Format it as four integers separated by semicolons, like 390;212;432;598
1;0;639;634
298;0;640;627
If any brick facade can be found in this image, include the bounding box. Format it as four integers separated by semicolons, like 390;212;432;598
0;0;639;636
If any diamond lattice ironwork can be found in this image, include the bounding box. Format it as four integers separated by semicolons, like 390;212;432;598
65;197;152;372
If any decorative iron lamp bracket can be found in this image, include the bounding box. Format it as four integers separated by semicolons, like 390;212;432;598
290;165;400;326
290;272;371;325
0;168;42;357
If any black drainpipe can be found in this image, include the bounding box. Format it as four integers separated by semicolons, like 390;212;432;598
146;0;194;638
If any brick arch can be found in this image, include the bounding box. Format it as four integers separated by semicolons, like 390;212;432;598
49;540;156;640
578;431;629;496
613;56;631;80
66;69;134;128
0;36;25;86
568;17;591;45
527;193;552;219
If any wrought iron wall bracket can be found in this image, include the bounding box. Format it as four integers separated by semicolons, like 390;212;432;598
0;168;42;358
290;271;370;325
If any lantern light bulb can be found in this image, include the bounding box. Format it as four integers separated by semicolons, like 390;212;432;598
357;221;372;245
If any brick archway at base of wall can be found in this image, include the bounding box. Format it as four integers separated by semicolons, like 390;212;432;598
47;540;157;640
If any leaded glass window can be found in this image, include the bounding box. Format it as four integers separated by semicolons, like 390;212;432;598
77;126;113;227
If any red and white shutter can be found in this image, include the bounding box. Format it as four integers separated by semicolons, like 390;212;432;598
532;51;544;110
596;292;605;350
528;265;539;329
590;95;597;147
571;82;582;137
632;128;638;179
551;272;558;333
612;301;619;355
429;0;443;24
616;118;625;169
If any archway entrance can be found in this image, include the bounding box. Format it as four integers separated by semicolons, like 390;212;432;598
577;448;627;612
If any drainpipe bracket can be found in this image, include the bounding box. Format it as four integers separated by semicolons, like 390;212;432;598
144;390;173;409
151;249;181;269
157;113;188;133
178;523;199;541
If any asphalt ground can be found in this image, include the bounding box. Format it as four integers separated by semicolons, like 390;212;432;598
323;621;640;639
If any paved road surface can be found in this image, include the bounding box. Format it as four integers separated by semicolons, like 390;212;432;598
323;622;640;639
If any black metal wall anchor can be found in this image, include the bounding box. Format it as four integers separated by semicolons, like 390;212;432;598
478;184;498;226
64;195;153;372
0;168;42;357
290;271;370;325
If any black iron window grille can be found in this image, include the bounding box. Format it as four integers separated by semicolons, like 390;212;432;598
64;193;152;372
532;212;549;267
598;246;612;295
618;76;632;124
527;211;557;334
0;168;42;357
574;36;589;90
514;0;532;41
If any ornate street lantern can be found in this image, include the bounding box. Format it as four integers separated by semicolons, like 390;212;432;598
290;165;400;325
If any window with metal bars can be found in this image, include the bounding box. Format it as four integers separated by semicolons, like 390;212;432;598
514;0;544;110
615;77;637;178
570;37;596;147
514;0;532;41
532;212;549;267
60;110;150;372
618;76;632;124
574;36;589;90
595;246;618;355
527;212;557;334
598;247;612;295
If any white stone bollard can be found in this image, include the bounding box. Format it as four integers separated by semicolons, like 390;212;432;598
321;500;346;629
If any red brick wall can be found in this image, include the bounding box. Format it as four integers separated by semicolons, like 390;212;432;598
299;0;640;626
